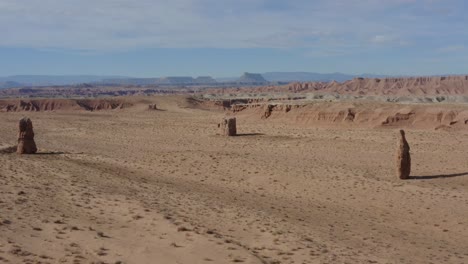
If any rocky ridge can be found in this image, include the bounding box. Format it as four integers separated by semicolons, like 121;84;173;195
0;99;132;112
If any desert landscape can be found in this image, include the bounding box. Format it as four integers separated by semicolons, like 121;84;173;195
3;0;468;262
0;76;467;264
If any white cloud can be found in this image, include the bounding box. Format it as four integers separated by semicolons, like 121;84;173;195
370;35;395;44
0;0;463;51
369;35;409;46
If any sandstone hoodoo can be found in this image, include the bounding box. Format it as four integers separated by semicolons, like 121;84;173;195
219;117;237;136
396;129;411;179
148;104;158;110
17;117;37;154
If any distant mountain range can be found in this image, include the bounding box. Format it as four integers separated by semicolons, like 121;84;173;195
216;72;387;83
0;75;129;88
0;81;23;89
100;76;217;86
0;72;389;88
262;72;385;82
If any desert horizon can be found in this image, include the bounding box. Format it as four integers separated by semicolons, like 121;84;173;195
2;0;468;263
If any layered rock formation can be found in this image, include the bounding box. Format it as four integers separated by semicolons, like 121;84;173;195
286;76;468;95
396;130;411;179
0;99;133;112
0;86;188;98
202;75;468;96
221;101;468;130
17;117;37;154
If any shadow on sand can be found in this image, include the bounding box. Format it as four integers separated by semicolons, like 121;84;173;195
409;172;468;180
35;151;68;155
235;133;265;137
35;151;86;155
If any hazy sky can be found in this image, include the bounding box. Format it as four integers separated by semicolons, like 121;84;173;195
0;0;467;77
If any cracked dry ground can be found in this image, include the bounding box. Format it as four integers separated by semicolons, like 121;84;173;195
1;99;468;264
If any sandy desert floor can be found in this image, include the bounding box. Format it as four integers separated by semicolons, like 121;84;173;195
1;96;467;264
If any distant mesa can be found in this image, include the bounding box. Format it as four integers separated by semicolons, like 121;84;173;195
101;78;159;86
0;81;22;89
99;76;217;86
0;75;125;87
156;76;217;85
5;73;468;90
156;77;196;85
195;76;217;84
0;72;388;88
236;72;267;84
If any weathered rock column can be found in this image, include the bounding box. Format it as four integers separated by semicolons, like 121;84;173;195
17;117;37;154
396;129;411;179
219;117;237;136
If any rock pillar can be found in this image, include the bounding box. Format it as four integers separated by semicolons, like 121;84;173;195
396;129;411;179
17;117;37;154
219;117;237;136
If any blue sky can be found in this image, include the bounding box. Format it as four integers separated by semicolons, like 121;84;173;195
0;0;467;77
